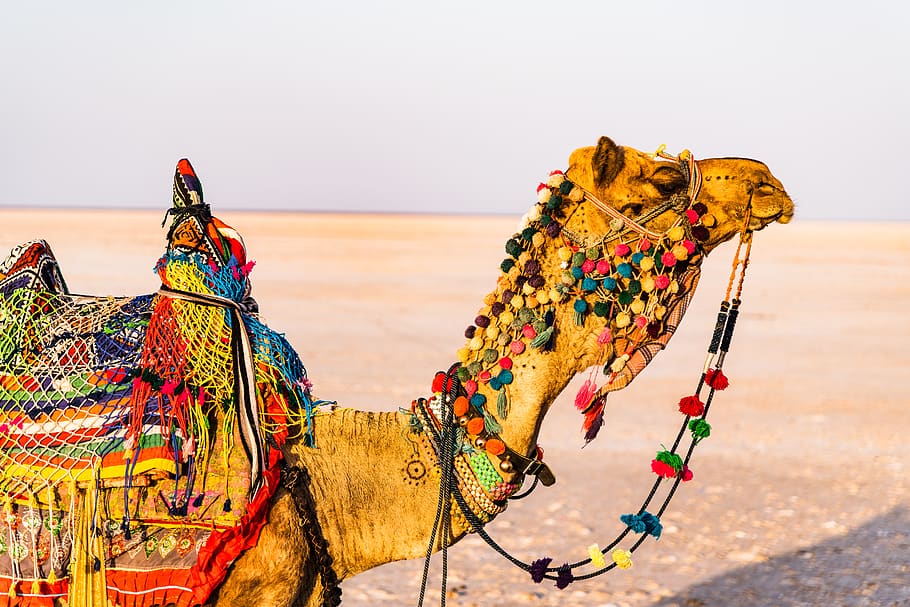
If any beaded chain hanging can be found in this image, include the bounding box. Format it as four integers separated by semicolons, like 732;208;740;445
414;147;758;593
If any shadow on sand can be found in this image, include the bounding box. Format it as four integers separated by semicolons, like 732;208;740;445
650;507;910;607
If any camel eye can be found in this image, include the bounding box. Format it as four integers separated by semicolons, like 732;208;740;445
651;166;686;196
626;202;644;216
756;183;776;195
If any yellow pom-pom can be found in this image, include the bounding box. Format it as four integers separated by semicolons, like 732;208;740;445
612;548;633;569
668;226;685;241
485;325;500;339
483;293;496;306
669;280;679;294
457;347;471;362
654;305;667;320
511;295;525;309
615;312;631;328
522;282;536;295
639;256;654;271
536;290;550;305
500;311;515;325
672;244;688;261
469;336;484;351
630;299;645;315
517;252;531;265
568;186;585;202
473;327;484;339
525;296;539;309
532;233;545;248
641;276;655;292
549;288;563;302
610;353;630;373
701;213;717;227
558;247;574;262
588;544;606;568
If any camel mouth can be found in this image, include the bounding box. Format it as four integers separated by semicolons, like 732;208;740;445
748;210;790;231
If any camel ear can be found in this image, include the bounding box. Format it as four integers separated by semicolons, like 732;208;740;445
592;136;624;188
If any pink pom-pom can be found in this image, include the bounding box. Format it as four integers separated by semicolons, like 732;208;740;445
686;209;700;224
499;357;513;370
638;238;652;252
614;243;631;257
465;380;478;396
681;465;694;482
574;378;597;411
478;370;492;382
661;251;677;267
595;260;611;274
654;275;670;289
522;324;537;339
683;239;696;255
635;315;649;329
597;328;612;345
549;170;564;176
510;340;526;354
581;259;596;274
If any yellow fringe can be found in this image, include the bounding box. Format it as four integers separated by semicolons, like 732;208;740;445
68;482;108;607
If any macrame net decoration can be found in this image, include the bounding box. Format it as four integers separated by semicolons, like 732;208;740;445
0;160;317;607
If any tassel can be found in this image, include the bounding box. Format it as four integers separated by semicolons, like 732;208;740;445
587;544;606;568
582;395;607;443
530;326;553;349
555;565;574;589
32;579;40;594
482;410;502;435
47;570;57;585
705;368;730;390
8;583;16;599
496;389;509;420
193;493;205;507
574;378;596;411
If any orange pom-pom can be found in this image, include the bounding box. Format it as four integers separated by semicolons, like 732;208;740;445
485;438;505;456
467;418;485;436
453;396;470;417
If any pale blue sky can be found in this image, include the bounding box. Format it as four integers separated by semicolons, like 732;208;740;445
1;1;907;220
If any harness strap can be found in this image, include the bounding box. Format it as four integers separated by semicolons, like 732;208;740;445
157;285;266;498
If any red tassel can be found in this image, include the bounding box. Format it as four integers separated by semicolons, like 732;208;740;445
574;378;596;411
705;369;729;390
582;396;607;443
431;372;446;394
678;395;705;417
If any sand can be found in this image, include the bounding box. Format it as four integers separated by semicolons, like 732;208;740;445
1;209;908;607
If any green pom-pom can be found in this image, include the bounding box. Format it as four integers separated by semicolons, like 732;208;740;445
572;252;587;267
547;193;562;210
456;367;471;382
521;227;537;241
593;301;610;317
518;307;535;323
655;449;683;472
467;361;483;376
532;320;548;333
559;180;573;195
539;214;552;227
500;258;515;273
483;348;499;364
689;418;712;441
586;248;600;260
505;238;524;257
628;280;641;295
618;291;633;305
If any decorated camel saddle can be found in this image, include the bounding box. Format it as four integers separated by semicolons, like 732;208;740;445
0;160;316;607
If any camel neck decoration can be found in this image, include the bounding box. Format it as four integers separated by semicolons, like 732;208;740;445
0;136;793;607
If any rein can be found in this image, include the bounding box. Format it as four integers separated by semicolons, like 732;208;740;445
416;148;759;597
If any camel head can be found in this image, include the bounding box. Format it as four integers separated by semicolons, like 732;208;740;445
563;136;794;253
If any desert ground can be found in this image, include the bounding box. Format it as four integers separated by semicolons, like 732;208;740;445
1;210;908;607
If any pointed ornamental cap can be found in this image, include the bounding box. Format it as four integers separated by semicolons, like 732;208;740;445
173;158;204;208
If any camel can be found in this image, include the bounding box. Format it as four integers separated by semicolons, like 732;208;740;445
0;136;793;607
210;137;793;607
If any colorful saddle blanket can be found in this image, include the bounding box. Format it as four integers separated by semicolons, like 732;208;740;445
0;162;316;607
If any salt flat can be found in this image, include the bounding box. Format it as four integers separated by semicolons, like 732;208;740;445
2;209;908;606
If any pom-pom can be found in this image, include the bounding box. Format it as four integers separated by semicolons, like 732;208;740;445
634;315;649;329
546;194;561;210
467;417;485;435
595;259;611;274
478;370;492;382
545;222;561;238
559;179;573;195
464;326;476;339
615;312;631;328
611;549;633;570
668;226;685;241
454;396;470;416
620;513;647;533
631;251;645;265
647;321;662;338
582;277;597;291
692;202;708;215
681;465;694;482
638;238;652;251
616;263;633;278
498;370;513;385
682;239;697;255
475;315;491;328
521;227;537;242
465;379;477;396
661;251;677;267
689;418;712;440
573;299;588;313
505;238;524;257
686;208;700;224
510;340;525;354
602;276;617;290
593;301;610;317
693;225;710;241
500;258;515;273
614;243;631;257
617;291;633;305
498;357;513;370
485;438;505;456
588;544;607;568
432;372;447;393
705;368;729;390
529;557;552;583
654;274;670;289
678;395;705;417
555;565;574;589
536;182;549;194
522;324;537;339
651;459;677;478
529;274;545;288
581;259;596;274
524;259;541;275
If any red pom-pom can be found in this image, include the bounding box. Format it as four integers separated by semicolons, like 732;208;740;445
651;459;677;478
499;357;513;370
705;369;729;390
678;395;705;417
431;372;446;393
681;465;694;482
